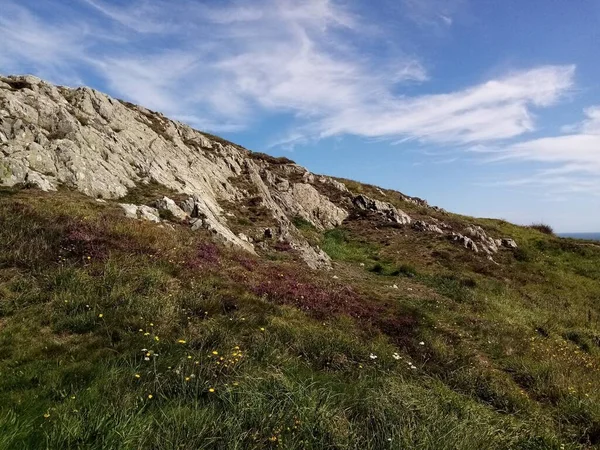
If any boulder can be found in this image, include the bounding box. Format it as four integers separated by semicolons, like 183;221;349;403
412;220;444;234
501;238;518;249
449;233;479;252
155;196;187;220
353;194;411;224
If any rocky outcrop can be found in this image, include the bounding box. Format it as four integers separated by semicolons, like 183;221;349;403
119;203;161;223
352;194;411;224
278;183;348;230
155;196;187;221
412;220;444;234
0;74;518;266
449;233;479;252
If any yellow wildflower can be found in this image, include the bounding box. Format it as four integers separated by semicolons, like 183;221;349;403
208;388;215;393
98;314;103;318
177;339;186;344
135;374;141;379
148;394;153;399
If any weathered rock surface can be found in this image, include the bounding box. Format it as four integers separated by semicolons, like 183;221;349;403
118;203;160;223
155;196;187;221
353;194;411;224
0;74;518;266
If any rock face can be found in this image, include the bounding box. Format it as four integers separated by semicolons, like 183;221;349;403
0;75;517;267
353;195;411;224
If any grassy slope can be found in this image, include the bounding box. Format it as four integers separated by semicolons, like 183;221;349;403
0;187;599;449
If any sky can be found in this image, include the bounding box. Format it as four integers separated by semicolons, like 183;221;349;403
1;0;599;231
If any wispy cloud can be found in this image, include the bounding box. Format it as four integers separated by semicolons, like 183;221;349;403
400;0;465;29
0;0;575;143
476;106;600;196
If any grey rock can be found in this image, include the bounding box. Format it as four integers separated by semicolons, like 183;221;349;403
138;205;161;223
412;220;444;234
449;233;479;253
119;203;139;219
353;194;411;224
501;238;518;249
155;196;187;220
465;225;498;254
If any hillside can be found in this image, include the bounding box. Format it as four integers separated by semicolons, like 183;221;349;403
1;75;600;449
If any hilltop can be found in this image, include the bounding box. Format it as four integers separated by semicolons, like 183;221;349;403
1;75;599;449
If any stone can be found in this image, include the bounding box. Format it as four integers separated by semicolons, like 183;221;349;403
155;196;188;220
352;194;411;224
279;183;348;230
448;233;479;253
412;220;444;234
25;171;55;191
465;225;498;254
119;203;139;219
138;205;161;223
118;203;160;222
501;238;518;249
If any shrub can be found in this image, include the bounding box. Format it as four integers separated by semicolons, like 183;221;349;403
529;223;554;235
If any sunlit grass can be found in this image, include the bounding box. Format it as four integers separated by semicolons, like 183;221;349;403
1;187;599;448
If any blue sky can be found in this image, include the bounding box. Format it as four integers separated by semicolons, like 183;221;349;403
1;0;599;231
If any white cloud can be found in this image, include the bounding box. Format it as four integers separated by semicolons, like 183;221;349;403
476;106;600;196
317;65;575;143
0;4;91;83
0;0;580;147
400;0;464;28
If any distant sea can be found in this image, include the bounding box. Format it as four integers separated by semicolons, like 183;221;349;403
559;233;600;241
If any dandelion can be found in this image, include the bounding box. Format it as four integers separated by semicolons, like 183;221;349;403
98;314;103;318
212;350;219;355
392;352;401;360
148;394;153;399
208;388;215;393
369;353;378;360
177;339;186;344
135;374;141;379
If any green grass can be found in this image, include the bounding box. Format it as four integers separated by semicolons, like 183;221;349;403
1;187;599;449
